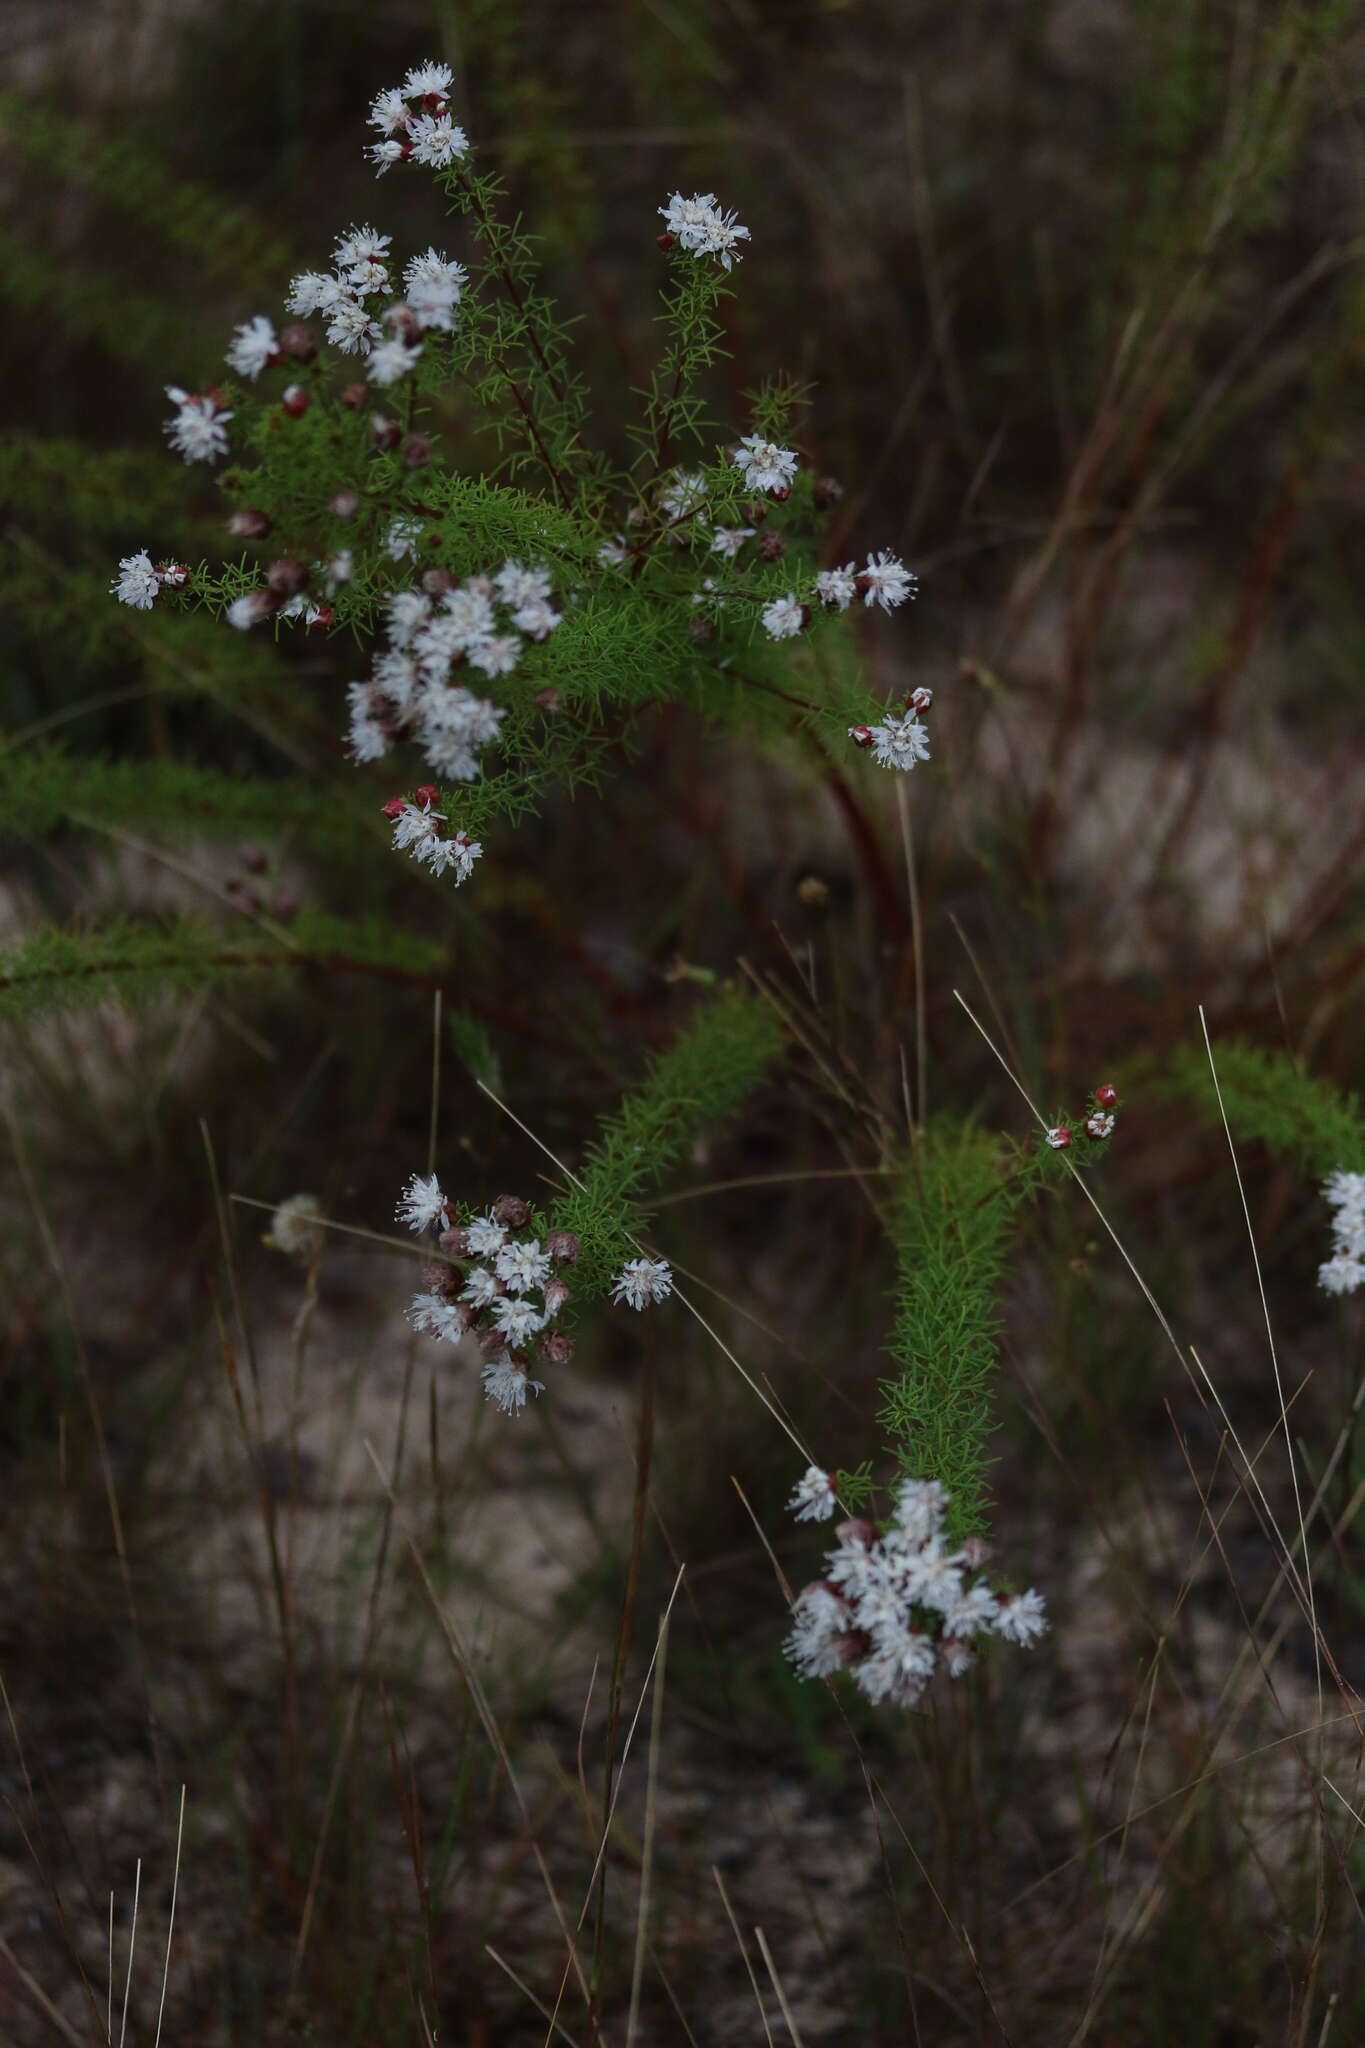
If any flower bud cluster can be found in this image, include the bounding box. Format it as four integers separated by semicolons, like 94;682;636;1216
397;1176;580;1414
1319;1168;1365;1296
1044;1082;1120;1154
110;551;191;611
657;192;751;271
847;685;934;772
281;225;466;382
784;1473;1047;1710
381;787;481;887
366;61;470;177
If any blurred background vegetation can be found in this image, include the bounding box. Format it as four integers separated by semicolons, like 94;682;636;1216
4;1;1365;2042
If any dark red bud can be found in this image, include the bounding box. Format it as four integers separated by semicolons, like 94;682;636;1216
421;568;456;596
307;604;334;630
280;384;310;419
812;475;844;509
228;508;272;540
757;531;786;562
402;432;434;468
380;797;407;820
340;381;368;409
278;322;316;363
439;1225;470;1257
535;685;561;713
1095;1083;1119;1109
329;489;359;518
770;485;791;503
547;1231;580;1263
266;556;308;595
492;1194;530;1228
906;687;933;714
370;414;401;451
413;783;440;809
656;232;676;251
539;1329;574;1366
849;724;874;748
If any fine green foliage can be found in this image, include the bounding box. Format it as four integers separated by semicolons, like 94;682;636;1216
0;743;357;849
881;1124;1020;1538
545;988;784;1297
1163;1039;1365;1176
0;910;445;1020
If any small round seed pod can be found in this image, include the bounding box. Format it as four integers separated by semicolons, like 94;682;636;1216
493;1194;530;1229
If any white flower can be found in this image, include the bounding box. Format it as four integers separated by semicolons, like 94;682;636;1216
494;559;553;609
468;635;521;678
441;587;498;646
867;714;930;771
481;1354;545;1416
658;191;751;270
407;1291;466;1341
346;258;391;295
733;435;797;494
405;249;467;331
815;564;857;610
387;590;431;642
347;685;390;763
1320;1253;1365;1296
426;832;481;885
225;315;279;379
853;1630;937;1709
761;594;806;640
494;1239;552;1295
163;386;231;464
598;536;629;566
903;1536;965;1617
891;1476;948;1544
859;550;917;611
994;1589;1048;1646
710;526;754;559
511;596;561;640
367;140;407;176
385;517;424;561
942;1640;976;1678
1086;1112;1115;1139
396;1172;448;1233
388;797;442;853
334;224;392;268
787;1467;837;1522
226;591;271;629
111;550;160;610
403;60;455;96
325;549;353;592
420;734;479;782
659;469;708;522
368;88;411;138
466;1212;507;1258
943;1583;999;1638
785;1584;856;1679
490;1295;546;1346
368;337;423;386
460;1267;502;1309
409;111;469;168
325;295;382;355
1046;1127;1072;1150
268;1192;326;1261
285;271;343;318
610;1256;673;1311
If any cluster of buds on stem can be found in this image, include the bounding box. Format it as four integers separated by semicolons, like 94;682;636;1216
1046;1082;1119;1153
381;785;482;886
847;684;933;773
397;1177;580;1413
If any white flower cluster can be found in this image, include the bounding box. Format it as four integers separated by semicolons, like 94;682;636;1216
609;1256;673;1311
346;559;560;777
366;61;469;176
847;686;934;772
398;1184;580;1414
784;1474;1047;1710
110;550;190;611
383;789;482;887
758;549;919;646
733;435;798;495
163;385;232;464
283;226;466;381
1320;1169;1365;1296
658;191;751;271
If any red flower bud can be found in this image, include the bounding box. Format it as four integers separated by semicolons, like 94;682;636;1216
906;687;933;714
380;797;407;821
266;556;308;596
493;1194;530;1229
329;489;359;519
402;432;434;468
849;724;874;748
1046;1126;1072;1150
413;783;441;810
539;1329;574;1366
280;384;310;418
656;232;676;251
421;568;456;596
278;322;316;363
307;604;334;630
340;382;368;409
1095;1083;1119;1109
547;1231;580;1263
228;508;272;540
